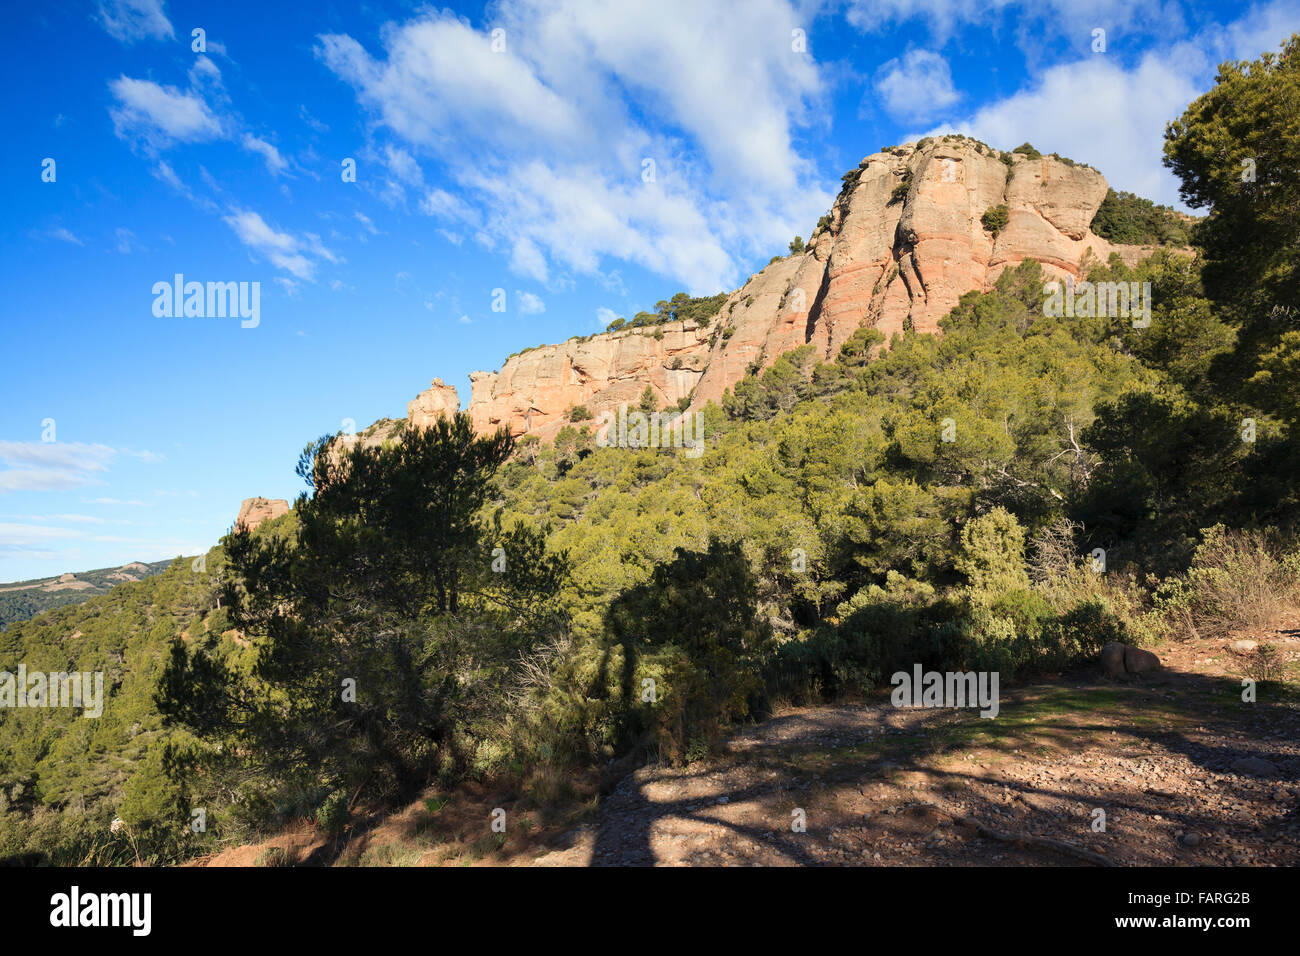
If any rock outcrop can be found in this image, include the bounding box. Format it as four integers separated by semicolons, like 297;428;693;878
407;378;460;428
466;322;712;439
235;497;289;531
399;138;1163;440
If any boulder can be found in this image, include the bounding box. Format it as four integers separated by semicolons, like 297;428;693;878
1123;645;1162;675
1100;642;1127;679
1101;642;1162;678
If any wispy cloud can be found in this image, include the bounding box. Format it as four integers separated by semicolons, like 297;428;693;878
224;208;340;280
47;227;84;246
0;443;160;495
96;0;174;45
242;133;289;175
109;75;223;150
516;291;545;315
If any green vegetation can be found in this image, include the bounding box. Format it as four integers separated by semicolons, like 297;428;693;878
0;560;171;631
889;168;913;205
3;36;1299;865
157;416;568;833
1164;33;1300;414
0;551;229;863
605;291;727;333
1090;189;1192;246
981;204;1010;237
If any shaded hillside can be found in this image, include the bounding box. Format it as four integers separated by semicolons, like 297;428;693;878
0;520;292;864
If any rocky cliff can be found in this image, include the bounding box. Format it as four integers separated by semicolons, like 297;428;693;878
404;137;1161;440
234;497;290;531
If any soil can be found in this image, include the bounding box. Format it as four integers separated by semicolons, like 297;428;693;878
197;623;1300;867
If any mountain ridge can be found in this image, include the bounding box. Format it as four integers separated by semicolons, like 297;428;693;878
378;137;1183;443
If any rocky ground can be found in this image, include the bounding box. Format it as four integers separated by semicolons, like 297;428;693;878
532;625;1300;867
198;625;1300;867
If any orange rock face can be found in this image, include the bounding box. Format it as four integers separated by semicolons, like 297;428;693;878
399;139;1159;440
407;378;460;428
465;323;712;440
234;497;289;531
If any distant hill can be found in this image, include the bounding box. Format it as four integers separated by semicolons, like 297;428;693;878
0;560;174;631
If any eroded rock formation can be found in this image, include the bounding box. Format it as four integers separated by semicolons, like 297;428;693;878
407;378;460;428
397;138;1160;440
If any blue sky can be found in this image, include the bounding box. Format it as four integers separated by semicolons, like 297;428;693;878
2;0;1297;580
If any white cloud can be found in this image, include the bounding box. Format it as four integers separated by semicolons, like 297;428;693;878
420;188;474;221
0;442;117;494
1221;0;1300;60
97;0;174;44
48;228;84;246
517;291;546;314
873;50;960;122
115;228;136;253
932;48;1205;207
188;54;222;88
109;76;223;148
150;160;217;211
107;55;292;188
242;134;288;175
845;0;1183;51
119;448;165;462
223;209;339;280
317;1;831;293
0;442;115;472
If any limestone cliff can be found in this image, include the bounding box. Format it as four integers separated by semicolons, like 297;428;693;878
399;137;1161;439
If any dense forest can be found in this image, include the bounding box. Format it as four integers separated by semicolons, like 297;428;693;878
1;35;1297;865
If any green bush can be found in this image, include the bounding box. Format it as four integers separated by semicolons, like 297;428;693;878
315;790;349;836
1089;189;1190;246
981;204;1010;237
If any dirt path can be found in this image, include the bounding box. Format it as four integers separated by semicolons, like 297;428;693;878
197;630;1300;867
532;637;1300;867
